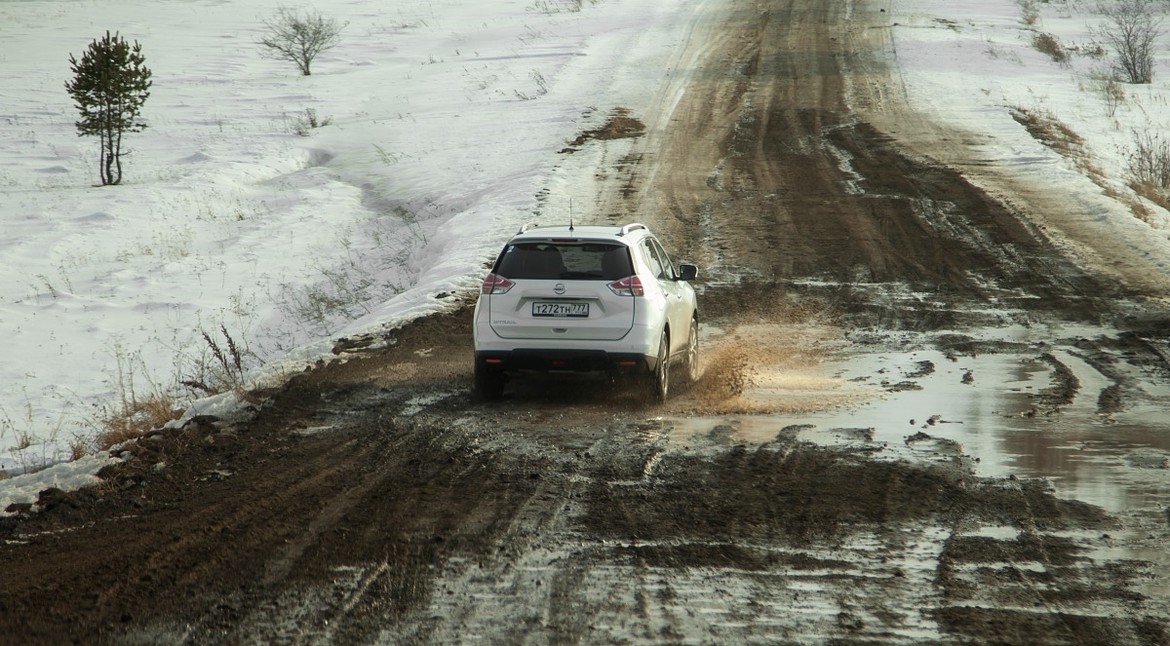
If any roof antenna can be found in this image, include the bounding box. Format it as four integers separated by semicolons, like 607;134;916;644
569;198;575;233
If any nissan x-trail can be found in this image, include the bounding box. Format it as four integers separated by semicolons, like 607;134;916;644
473;222;699;402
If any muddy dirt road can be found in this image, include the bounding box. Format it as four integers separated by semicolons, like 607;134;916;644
3;0;1170;643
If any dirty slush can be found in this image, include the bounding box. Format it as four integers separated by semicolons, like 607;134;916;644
3;0;1169;644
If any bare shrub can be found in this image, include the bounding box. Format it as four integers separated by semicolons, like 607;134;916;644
288;107;333;136
1127;130;1170;213
1094;0;1164;83
1089;69;1127;116
258;7;346;76
1019;0;1040;26
1127;130;1170;187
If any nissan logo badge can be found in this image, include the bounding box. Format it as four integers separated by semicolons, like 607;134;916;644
554;283;566;295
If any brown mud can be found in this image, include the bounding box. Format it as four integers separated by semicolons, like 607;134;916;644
2;0;1169;644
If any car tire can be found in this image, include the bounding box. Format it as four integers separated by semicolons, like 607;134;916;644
684;317;700;384
647;329;670;403
473;362;504;401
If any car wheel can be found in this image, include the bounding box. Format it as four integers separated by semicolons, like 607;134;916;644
647;329;670;403
473;362;504;401
684;318;700;383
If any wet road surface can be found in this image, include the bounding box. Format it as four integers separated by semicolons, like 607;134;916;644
2;0;1169;643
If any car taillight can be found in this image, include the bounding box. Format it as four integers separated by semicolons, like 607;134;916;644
607;275;644;297
481;273;515;294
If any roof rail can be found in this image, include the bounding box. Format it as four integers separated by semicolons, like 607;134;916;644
618;223;647;236
517;223;538;234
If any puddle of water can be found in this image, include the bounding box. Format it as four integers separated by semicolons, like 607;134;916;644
668;340;1170;602
673;347;1170;514
668;319;1170;599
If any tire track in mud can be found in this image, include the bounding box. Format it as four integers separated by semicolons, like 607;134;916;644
370;401;1159;644
936;523;1169;644
3;1;1170;644
1;411;413;643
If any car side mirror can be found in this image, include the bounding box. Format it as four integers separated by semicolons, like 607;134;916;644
677;263;698;281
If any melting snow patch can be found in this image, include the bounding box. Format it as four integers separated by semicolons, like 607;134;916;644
400;391;457;417
0;452;120;516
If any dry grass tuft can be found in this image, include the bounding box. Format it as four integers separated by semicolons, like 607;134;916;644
1011;106;1161;222
1010;106;1084;153
94;390;182;451
81;344;186;454
1032;32;1069;65
1123;131;1170;221
181;325;249;396
1127;182;1164;221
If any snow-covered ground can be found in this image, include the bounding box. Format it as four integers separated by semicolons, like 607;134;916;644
2;0;1169;509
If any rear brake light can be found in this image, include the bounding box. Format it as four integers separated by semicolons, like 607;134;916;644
607;275;644;297
481;273;515;294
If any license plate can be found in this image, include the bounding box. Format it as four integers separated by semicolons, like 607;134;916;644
532;302;589;318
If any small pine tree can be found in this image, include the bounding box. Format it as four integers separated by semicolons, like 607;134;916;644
65;31;153;186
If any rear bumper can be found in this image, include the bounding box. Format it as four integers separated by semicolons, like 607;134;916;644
476;349;654;375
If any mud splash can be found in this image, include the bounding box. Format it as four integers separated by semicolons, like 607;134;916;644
681;321;876;416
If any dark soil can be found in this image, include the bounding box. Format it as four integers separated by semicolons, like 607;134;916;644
2;0;1169;644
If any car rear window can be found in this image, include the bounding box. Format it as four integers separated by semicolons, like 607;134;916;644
495;242;633;280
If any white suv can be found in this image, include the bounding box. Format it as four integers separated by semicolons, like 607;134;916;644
473;222;699;402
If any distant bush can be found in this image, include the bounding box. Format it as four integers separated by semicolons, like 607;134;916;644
1033;32;1070;65
1095;0;1164;84
1128;131;1170;188
1019;0;1040;26
1089;69;1126;116
288;108;333;136
1127;130;1170;214
258;8;345;76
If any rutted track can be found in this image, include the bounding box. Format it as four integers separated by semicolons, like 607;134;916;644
2;0;1169;643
